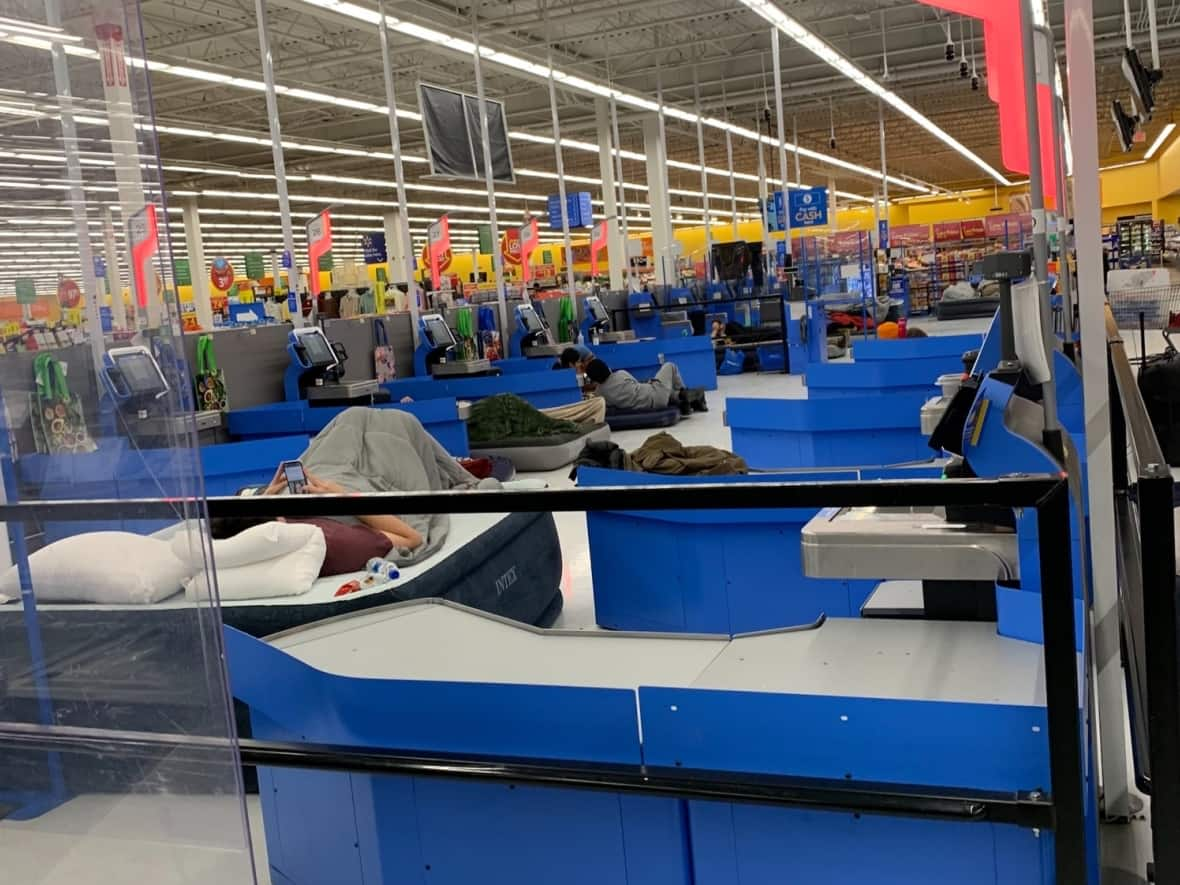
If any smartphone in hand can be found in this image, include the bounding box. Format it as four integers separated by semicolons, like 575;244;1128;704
280;460;307;494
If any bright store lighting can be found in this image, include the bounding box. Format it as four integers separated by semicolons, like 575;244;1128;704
1145;123;1176;160
736;0;1009;186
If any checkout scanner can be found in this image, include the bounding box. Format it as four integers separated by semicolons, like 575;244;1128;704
509;302;565;359
628;290;692;340
802;250;1085;622
580;295;634;346
101;345;222;442
285;325;384;406
413;313;497;378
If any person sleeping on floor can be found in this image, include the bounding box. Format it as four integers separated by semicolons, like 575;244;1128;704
583;358;707;416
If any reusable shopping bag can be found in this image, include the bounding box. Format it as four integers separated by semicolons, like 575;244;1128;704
193;334;229;412
373;318;396;383
453;307;476;361
557;295;577;343
31;352;96;455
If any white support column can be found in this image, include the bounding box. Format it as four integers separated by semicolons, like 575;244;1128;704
378;0;421;340
255;0;301;328
181;198;213;331
878;100;889;222
1065;0;1130;820
693;69;713;284
793;115;802;184
103;207;124;330
609;95;634;290
595;99;626;290
642;115;674;287
771;28;791;288
726;128;739;239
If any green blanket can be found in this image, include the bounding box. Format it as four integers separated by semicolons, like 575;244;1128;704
468;393;579;443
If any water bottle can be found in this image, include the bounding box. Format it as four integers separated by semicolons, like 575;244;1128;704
366;558;400;582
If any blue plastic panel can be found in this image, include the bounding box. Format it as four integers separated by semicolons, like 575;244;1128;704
578;467;879;634
687;801;1047;885
804;361;942;398
639;687;1049;792
850;333;983;361
383;370;582;409
226;626;642;765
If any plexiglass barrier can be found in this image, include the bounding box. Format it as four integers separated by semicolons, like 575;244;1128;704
0;1;256;882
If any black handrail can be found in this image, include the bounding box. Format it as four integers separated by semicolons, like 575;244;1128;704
1107;307;1180;882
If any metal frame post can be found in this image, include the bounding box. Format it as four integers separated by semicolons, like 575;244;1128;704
608;91;634;291
470;12;509;336
772;28;791;285
1050;88;1075;348
693;66;713;285
1064;0;1130;819
377;0;421;345
546;51;576;299
254;0;301;327
1017;2;1060;436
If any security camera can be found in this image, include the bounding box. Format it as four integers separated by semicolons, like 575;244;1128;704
945;41;956;61
829;136;837;150
959;60;969;78
971;74;980;91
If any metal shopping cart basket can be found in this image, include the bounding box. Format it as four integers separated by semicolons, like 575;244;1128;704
1107;285;1180;329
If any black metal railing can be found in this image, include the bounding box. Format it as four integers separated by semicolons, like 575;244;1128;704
0;473;1088;881
1108;307;1180;882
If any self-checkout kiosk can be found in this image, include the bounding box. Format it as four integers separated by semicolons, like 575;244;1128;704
579;295;634;345
101;345;222;442
413;313;497;378
508;302;564;359
285;325;383;406
803;251;1085;621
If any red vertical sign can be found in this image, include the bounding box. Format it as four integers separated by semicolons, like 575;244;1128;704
518;218;540;283
128;203;159;309
427;215;451;288
590;221;609;277
306;211;332;297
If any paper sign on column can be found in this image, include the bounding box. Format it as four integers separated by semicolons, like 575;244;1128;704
306;211;333;297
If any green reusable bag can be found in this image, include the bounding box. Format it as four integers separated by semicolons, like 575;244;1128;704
193;334;228;412
32;353;96;455
453;307;475;361
557;295;577;343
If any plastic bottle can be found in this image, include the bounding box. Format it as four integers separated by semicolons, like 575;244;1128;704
366;558;400;582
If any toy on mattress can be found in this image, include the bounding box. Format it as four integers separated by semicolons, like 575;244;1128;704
468;393;610;471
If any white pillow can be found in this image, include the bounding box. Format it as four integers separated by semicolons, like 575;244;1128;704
185;530;326;602
0;532;189;604
172;521;321;571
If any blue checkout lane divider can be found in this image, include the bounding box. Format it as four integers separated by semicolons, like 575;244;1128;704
578;466;947;634
229;398;470;456
727;392;934;469
381;369;582;409
804;360;952;398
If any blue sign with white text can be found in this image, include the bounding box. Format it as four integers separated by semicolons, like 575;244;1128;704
878;219;889;249
773;191;786;232
93;257;106;279
789;187;829;228
547;192;593;229
362;232;387;264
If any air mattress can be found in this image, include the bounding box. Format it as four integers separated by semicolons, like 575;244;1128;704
471;423;611;471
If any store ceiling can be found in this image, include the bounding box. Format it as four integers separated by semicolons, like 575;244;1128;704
0;0;1175;280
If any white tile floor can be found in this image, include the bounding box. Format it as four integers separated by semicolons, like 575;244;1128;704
1;311;1154;883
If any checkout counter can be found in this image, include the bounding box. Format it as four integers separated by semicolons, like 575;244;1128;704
414;313;497;378
102;344;222;444
285;326;385;406
509;302;566;359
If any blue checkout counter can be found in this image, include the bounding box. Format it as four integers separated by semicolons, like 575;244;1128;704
381;370;581;409
228;398;469;456
490;334;718;390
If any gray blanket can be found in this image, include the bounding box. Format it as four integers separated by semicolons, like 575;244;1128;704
299;407;497;565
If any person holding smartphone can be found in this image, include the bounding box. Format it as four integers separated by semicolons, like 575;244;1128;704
257;463;423;551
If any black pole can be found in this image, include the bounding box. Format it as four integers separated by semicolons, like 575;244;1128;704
1035;481;1088;882
1137;464;1180;881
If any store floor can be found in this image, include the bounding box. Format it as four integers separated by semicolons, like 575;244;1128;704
2;313;1154;884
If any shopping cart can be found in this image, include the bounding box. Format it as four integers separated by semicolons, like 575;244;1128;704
1107;285;1180;329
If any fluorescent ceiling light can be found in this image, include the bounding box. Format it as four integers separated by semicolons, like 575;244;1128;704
737;0;1008;186
1145;123;1176;160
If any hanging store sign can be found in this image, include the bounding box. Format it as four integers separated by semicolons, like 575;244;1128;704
518;218;541;283
14;278;36;305
210;257;235;292
788;187;829;229
888;224;931;248
128;203;160;309
547;192;593;229
477;224;494;255
57;278;81;309
933;221;963;243
306;210;333;296
94;257;106;280
501;227;521;266
877;220;889;250
361;232;387;265
427;215;452;286
961;218;987;240
173;258;192;287
590;221;610;277
829;230;867;254
244;251;265;281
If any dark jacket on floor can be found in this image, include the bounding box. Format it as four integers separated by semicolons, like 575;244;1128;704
630;432;748;476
